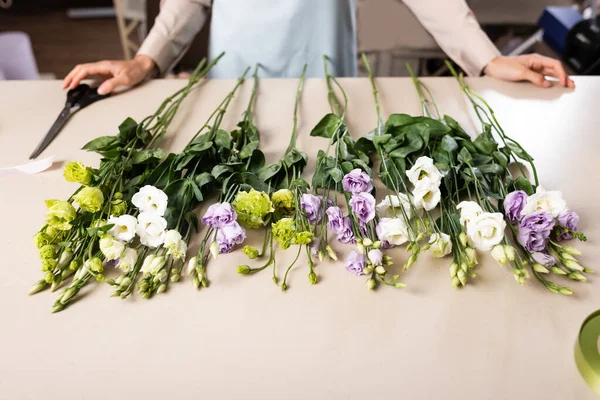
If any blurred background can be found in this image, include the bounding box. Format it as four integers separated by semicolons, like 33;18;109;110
0;0;598;80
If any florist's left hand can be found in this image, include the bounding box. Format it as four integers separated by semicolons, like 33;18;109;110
483;54;575;89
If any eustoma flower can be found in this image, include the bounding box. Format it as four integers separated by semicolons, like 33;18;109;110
342;168;373;194
136;212;167;248
216;222;246;254
557;211;579;240
107;214;137;242
521;186;567;217
503;190;527;222
346;250;366;275
132;185;168;216
349;192;376;224
466;212;506;251
201;202;237;228
517;211;553;252
300;194;323;225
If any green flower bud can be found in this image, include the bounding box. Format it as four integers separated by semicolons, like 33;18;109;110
372;240;382;249
362;238;373;247
457;269;467;286
326;244;338;261
63;161;93;185
458;232;468;247
110;199;128;217
449;262;459;277
451;276;461;288
568;272;587;282
562;246;582;256
28;279;47;296
293;231;314;245
363;266;373;275
465;247;477;266
318;251;325;263
583;267;595;274
415;232;425;242
281;283;288;291
394;282;406;289
564;260;584;272
95;274;106;282
156;284;167;294
120;277;132;288
271;189;295;215
61;287;77;303
561;252;576;262
491;244;507;265
559;287;574;296
41;258;58;272
85;257;104;273
242;245;259;259
237;265;251;275
356;243;366;254
375;266;386;275
39;244;56;260
532;264;549;274
73;186;104;213
308;272;318;285
57;249;73;268
209;241;220;260
114;192;123;200
33;232;50;249
193;275;201;289
69;260;79;271
366;278;376;290
551;266;566;275
504;245;516;261
170;273;180;283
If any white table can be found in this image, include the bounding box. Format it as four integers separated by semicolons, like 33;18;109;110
0;77;598;400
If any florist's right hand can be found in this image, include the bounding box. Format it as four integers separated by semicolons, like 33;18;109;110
62;55;156;95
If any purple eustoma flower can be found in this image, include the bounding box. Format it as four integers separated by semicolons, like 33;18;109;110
517;211;554;253
503;190;528;222
326;206;344;233
557;211;579;240
349;192;376;224
342;169;373;194
531;252;557;266
336;217;356;244
300;194;322;225
201;202;237;229
216;221;246;254
346;250;366;275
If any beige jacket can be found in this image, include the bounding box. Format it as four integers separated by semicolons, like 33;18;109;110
138;0;500;78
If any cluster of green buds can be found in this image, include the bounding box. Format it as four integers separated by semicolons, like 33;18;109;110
137;254;168;298
548;245;592;282
186;256;208;290
449;232;478;288
489;243;529;284
357;238;405;290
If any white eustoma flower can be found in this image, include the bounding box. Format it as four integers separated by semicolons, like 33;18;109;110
456;201;483;228
136;212;167;248
132;185;168;216
99;235;125;260
376;194;412;219
466;212;506;251
406;156;442;188
376;217;410;246
107;214;137;242
428;233;452;258
412;185;441;211
165;230;188;260
521;185;567;217
117;247;138;273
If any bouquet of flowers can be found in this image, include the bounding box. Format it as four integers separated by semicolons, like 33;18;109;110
30;57;224;311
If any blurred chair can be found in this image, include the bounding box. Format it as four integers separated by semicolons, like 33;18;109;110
0;32;39;80
114;0;147;59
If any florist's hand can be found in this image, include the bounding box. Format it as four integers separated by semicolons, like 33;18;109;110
62;55;156;95
483;54;575;89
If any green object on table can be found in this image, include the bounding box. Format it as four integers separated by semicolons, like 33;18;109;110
575;310;600;395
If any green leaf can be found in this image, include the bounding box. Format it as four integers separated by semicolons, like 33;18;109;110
164;179;192;210
135;126;151;144
132;148;166;164
258;163;281;182
248;149;266;173
290;178;310;193
340;161;354;174
457;147;472;165
478;163;503;176
145;153;176;187
211;165;233;181
506;142;533;161
440;135;458;155
457;138;477;154
413;116;450;138
388;129;424;159
188;141;213;153
309;113;342;139
515;176;534;195
373;134;392;147
82;136;119;152
214;129;231;150
443;115;471;140
379;158;405;190
471;154;494;166
473;130;498;155
239;172;271;193
239;140;259;159
432;149;450;166
329;167;343;183
175;153;196;171
195;172;214;188
352;159;372;175
117;117;138;142
189;179;203;202
493;151;509;169
356;130;376;154
385;114;415;133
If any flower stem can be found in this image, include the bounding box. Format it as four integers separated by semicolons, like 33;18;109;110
286;64;308;153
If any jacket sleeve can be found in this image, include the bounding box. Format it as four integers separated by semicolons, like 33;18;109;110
401;0;501;76
137;0;211;74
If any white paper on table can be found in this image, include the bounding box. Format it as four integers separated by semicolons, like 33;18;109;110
0;156;54;178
